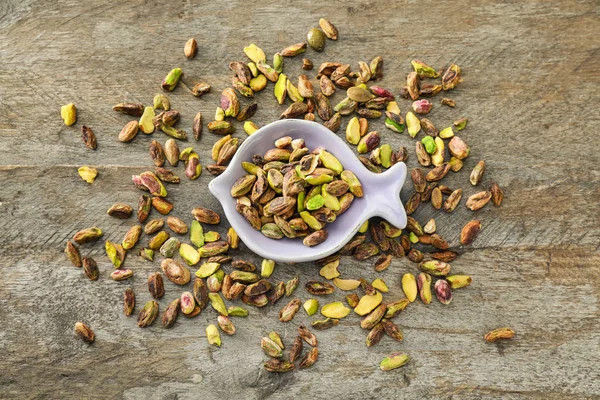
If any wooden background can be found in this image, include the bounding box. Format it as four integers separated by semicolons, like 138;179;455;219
1;0;599;398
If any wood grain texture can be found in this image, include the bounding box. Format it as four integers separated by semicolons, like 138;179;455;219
1;0;599;398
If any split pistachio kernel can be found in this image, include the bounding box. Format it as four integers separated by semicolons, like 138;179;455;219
195;262;220;278
261;259;275;277
206;324;221;346
244;121;259;135
354;292;383;316
319;259;340;279
372;278;388;293
346;116;361;145
139;106;155;134
406;112;421;138
321;302;350;319
303;299;319;316
243;44;266;64
380;353;410;371
402;273;418;302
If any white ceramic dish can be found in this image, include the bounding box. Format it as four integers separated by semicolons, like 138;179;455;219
208;119;407;263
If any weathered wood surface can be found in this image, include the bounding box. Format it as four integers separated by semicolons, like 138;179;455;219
1;0;599;398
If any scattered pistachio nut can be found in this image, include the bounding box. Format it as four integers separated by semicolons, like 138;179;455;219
123;288;135;316
442;64;462;90
184;38;198;58
321;301;350;319
385;299;409;319
307;27;326;51
411;59;439;78
466;191;492;211
303;299;319;316
434;279;453;305
73;227;103;244
319;18;338;40
78;166;97;184
65;241;82;267
302;58;313;70
261;259;275;277
162;68;182;91
82;257;99;280
161;258;191;285
460;220;481;245
74;322;94;344
419;260;451;276
406;112;421;138
354;292;383;316
402;273;418;302
279;298;302;322
61;103;77;126
454;117;468;130
137;300;159;328
484;327;515;343
81;126;97;150
490;182;504;206
113;102;144;116
264;359;294;373
139;107;155;134
380;353;410;371
312;318;339;330
470;160;486;186
206;324;221;346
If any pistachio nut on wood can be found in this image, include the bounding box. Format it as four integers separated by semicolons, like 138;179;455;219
460;220;481;245
484;327;515;343
74;322;95;344
289;336;304;362
123;288;135;316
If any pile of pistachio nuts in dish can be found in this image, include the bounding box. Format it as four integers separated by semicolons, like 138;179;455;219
231;139;363;247
64;18;513;373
